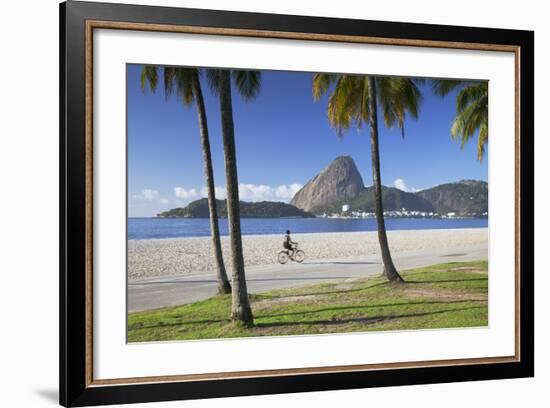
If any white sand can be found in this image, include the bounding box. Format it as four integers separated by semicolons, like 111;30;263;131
128;228;488;280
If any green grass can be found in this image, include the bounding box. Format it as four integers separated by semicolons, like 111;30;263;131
128;260;488;342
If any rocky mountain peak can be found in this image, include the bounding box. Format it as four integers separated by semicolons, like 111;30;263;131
290;156;365;212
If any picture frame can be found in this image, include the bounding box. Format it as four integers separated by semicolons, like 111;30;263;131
60;0;534;406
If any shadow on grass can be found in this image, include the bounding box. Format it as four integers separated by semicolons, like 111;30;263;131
254;306;487;328
257;276;487;300
258;299;486;320
257;281;391;299
404;261;487;274
402;269;457;277
129;318;230;331
406;278;488;284
250;276;357;282
130;299;486;332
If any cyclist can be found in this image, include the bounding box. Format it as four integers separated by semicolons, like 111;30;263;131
283;230;297;258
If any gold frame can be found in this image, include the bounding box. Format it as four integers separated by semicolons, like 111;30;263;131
84;20;521;388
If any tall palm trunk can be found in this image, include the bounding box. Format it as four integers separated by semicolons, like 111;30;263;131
367;77;404;283
217;70;254;325
191;74;231;295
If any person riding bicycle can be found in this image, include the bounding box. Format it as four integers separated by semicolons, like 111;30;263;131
278;230;305;264
283;230;297;258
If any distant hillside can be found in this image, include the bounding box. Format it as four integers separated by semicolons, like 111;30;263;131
157;198;315;218
313;186;435;215
416;180;488;215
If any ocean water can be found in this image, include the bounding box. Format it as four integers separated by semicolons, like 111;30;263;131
128;217;488;240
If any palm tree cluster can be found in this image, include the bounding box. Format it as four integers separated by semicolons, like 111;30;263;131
141;66;261;326
140;64;487;327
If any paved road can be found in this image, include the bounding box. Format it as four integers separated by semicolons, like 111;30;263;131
128;244;487;312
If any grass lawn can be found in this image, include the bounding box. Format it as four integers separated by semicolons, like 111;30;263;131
128;260;488;342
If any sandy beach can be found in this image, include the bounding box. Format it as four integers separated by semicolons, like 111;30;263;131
128;228;488;280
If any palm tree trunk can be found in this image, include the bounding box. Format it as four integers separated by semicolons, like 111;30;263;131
191;74;231;295
367;77;404;283
217;70;254;325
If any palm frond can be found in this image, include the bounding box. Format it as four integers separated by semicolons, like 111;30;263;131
377;78;400;131
451;96;487;148
314;74;422;139
432;79;464;97
477;121;488;161
163;67;175;100
205;69;223;97
140;65;158;93
174;68;196;106
377;77;423;138
160;67;198;106
456;82;488;112
232;70;262;101
433;79;488;161
327;75;365;136
312;73;337;101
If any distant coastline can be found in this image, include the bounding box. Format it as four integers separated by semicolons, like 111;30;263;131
318;212;488;220
128;217;488;240
142;214;488;220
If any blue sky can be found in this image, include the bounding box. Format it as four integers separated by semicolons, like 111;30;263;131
128;65;487;217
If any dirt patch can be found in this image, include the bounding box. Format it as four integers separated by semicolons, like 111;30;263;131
333;278;363;291
402;287;487;301
251;318;382;337
451;267;487;274
253;295;322;311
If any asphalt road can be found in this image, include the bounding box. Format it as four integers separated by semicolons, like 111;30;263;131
128;244;488;313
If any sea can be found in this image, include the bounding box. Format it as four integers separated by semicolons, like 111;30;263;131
128;217;488;240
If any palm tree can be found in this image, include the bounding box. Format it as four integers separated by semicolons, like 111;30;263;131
313;74;424;282
432;80;488;161
141;66;231;295
206;69;261;326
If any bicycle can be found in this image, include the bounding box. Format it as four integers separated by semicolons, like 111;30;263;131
277;243;305;264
